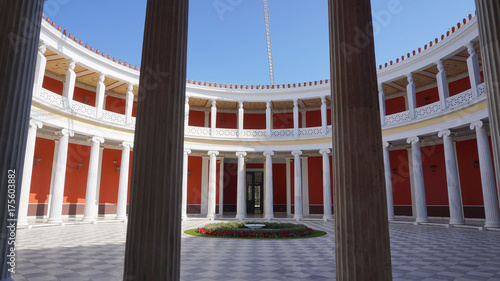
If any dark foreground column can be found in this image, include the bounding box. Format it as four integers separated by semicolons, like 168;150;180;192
327;0;392;280
0;1;44;280
475;0;500;203
123;0;189;280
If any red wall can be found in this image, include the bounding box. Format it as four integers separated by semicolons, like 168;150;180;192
187;156;202;204
105;96;126;114
29;138;55;204
42;76;63;95
389;149;412;205
73;87;96;106
273;112;303;129
420;144;448;205
456;139;484;205
385;96;406;115
273;163;287;204
416;87;439;108
306;111;321;127
449;76;471;97
64;143;90;204
216;112;237;129
223;163;238;205
307;157;323;204
189;110;205;127
244;113;266;129
99;148;121;203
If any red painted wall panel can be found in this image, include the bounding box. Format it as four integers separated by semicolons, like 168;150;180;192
244;113;266;129
105;96;126;114
420;144;448;205
98;148;121;203
389;149;412;205
187;156;202;204
273;112;303;129
223;163;238;205
449;76;471;96
29;138;55;203
273;163;287;204
216;112;237;129
64;143;90;204
385;96;406;115
73;87;96;106
307;157;323;204
416;87;439;108
456;139;484;206
306;110;321;127
42;76;63;95
189;110;205;127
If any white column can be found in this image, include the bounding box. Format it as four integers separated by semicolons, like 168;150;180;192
33;42;47;97
319;149;332;220
378;84;386;126
207;150;219;219
210;100;217;136
18;120;43;226
184;96;190;131
83;136;105;222
293;99;299;137
47;129;74;224
406;73;417;119
406;136;428;223
266;101;272;137
218;157;225;216
201;157;209;216
438;130;464;225
321;96;328;134
467;42;481;98
301;110;307;128
263;151;274;220
292;150;303;220
62;59;76;107
382;142;395;221
116;141;133;221
95;73;106;118
46;140;59;219
235;151;247;220
301;157;310;216
125;83;134;124
436;60;449;110
470;121;500;227
181;149;191;221
204;112;209;128
238;101;244;137
95;147;104;216
286;157;291;216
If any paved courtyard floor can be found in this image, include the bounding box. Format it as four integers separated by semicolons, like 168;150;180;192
11;219;500;280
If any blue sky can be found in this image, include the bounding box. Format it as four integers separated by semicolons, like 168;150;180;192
43;0;476;85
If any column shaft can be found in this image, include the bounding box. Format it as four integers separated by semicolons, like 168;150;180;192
266;101;272;137
207;151;218;219
286;157;291;216
218;157;224;216
47;129;73;223
62;59;76;107
125;84;134;124
466;42;481;98
33;43;47;97
321;96;328;134
181;149;191;220
116;142;132;220
407;137;428;223
95;73;106;118
407;74;416;118
293;99;299;136
210;100;217;136
184;97;190;132
378;85;386;125
200;157;209;216
264;151;274;219
83;136;104;222
238;102;244;137
320;149;332;220
382;143;395;221
235;152;246;220
436;60;449;110
18;120;42;225
328;0;392;278
292;151;303;219
123;0;189;279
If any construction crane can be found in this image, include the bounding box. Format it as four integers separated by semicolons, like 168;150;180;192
263;0;275;86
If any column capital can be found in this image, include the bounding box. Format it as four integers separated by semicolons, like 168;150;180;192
59;128;74;137
185;96;190;104
235;151;247;157
407;73;414;83
211;100;217;107
29;119;43;129
127;83;134;93
293;99;298;107
291;150;302;156
238;101;244;109
98;73;106;83
321;96;326;104
38;41;47;54
184;148;192;154
207;150;219;156
438;129;451;138
89;136;105;144
406;136;419;144
466;42;477;55
383;141;390;148
266;101;271;108
435;59;445;71
378;84;384;93
263;151;274;157
67;59;77;71
121;141;134;148
470;120;484;130
319;148;331;155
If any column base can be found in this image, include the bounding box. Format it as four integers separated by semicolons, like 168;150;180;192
17;220;28;226
485;221;500;228
388;216;395;222
115;216;127;222
235;216;245;221
294;215;303;221
47;218;63;224
264;216;274;221
415;218;429;224
323;215;333;221
181;216;189;221
449;219;465;225
82;217;96;223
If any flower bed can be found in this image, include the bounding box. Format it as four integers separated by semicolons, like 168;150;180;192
191;221;321;239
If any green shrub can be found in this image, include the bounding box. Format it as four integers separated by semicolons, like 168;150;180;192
195;221;315;238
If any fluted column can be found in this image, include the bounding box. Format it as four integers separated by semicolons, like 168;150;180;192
184;97;190;132
218;157;224;216
407;136;428;223
466;42;481;98
0;2;44;278
378;84;386;125
18;120;43;226
125;83;134;125
470;121;500;227
83;136;105;222
291;150;303;220
319;149;332;220
382;142;395;221
235;151;247;220
436;60;449;110
33;42;47;97
123;1;188;279
407;73;416;119
116;142;133;221
293;99;299;137
47;129;74;224
62;59;77;107
238;101;244;137
476;0;500;213
328;0;392;278
286;157;291;216
266;101;272;137
263;151;274;220
438;130;464;225
207;150;219;220
95;73;106;118
210;100;217;136
321;96;328;134
181;149;191;221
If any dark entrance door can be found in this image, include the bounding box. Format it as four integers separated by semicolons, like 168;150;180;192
246;171;263;215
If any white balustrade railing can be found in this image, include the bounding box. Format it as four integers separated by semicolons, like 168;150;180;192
385;110;412;125
415;101;441;118
186;126;211;137
242;129;267;138
299;126;323;136
478;83;486;97
214;128;238;137
271;129;294;137
131;117;136;126
102;110;126;124
39;88;66;108
445;89;474;109
326;125;332;134
71;101;97;118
